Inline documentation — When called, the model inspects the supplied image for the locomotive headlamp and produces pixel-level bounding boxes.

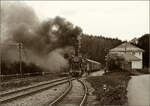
[103,84,107,92]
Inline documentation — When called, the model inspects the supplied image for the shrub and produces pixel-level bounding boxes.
[141,68,150,74]
[106,53,126,71]
[1,60,43,75]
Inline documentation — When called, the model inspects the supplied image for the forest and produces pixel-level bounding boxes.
[137,34,149,68]
[80,34,122,65]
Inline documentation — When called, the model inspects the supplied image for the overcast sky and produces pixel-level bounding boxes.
[24,1,149,41]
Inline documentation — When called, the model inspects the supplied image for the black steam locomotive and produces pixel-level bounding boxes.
[69,56,101,77]
[69,56,83,77]
[67,34,101,77]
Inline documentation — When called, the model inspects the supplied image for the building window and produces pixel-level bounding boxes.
[139,52,141,55]
[132,52,135,55]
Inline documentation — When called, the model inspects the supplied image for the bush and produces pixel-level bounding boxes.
[1,60,43,75]
[86,71,131,105]
[141,68,150,74]
[106,53,126,71]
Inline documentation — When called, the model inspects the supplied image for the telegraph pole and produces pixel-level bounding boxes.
[0,44,2,81]
[0,43,23,78]
[0,9,2,81]
[125,41,127,53]
[18,43,23,77]
[104,48,109,73]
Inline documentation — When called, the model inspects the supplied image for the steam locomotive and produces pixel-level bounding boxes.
[69,56,83,77]
[69,56,101,77]
[67,34,101,77]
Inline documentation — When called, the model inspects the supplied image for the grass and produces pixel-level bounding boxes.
[86,71,131,105]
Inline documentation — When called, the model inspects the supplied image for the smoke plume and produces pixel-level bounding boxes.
[0,1,82,72]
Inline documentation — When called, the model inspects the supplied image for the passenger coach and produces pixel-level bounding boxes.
[86,59,101,73]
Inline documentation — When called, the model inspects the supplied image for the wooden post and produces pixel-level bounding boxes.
[18,43,23,77]
[0,27,1,81]
[0,44,2,81]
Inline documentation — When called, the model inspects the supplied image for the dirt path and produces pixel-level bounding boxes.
[89,70,104,76]
[127,75,150,106]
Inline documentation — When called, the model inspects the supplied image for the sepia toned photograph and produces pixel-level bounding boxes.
[0,1,149,106]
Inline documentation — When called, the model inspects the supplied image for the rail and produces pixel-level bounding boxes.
[49,79,73,106]
[0,77,71,103]
[49,79,88,106]
[78,79,88,106]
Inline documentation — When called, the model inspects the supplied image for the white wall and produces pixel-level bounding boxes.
[110,51,143,60]
[134,52,142,59]
[110,51,124,54]
[132,61,142,69]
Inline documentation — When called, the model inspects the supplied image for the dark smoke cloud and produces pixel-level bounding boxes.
[1,1,82,72]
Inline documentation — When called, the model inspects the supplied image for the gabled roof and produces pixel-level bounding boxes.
[87,59,100,64]
[110,42,144,52]
[118,53,141,62]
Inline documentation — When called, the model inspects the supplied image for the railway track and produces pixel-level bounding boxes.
[0,77,72,103]
[49,79,88,106]
[78,79,88,106]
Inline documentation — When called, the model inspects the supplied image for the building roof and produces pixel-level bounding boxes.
[110,42,144,52]
[118,53,141,62]
[87,59,100,64]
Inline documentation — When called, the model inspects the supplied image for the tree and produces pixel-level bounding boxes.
[137,34,149,68]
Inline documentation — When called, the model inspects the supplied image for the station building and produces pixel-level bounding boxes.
[109,42,144,70]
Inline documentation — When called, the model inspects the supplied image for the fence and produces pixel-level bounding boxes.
[0,72,52,81]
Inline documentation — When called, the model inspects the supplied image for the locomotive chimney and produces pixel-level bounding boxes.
[75,34,81,56]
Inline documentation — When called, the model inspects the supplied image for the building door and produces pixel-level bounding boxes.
[127,62,132,70]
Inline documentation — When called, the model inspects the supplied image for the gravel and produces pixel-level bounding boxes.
[1,82,69,106]
[1,74,60,92]
[84,79,98,106]
[56,80,84,106]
